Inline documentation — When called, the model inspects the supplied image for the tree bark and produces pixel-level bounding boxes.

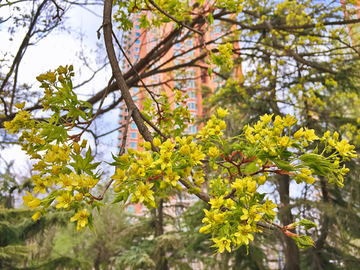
[155,199,169,270]
[277,174,300,270]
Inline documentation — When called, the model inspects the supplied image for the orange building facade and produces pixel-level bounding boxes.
[116,13,233,154]
[341,0,360,45]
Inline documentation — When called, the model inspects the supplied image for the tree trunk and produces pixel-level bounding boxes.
[277,174,300,270]
[155,199,169,270]
[310,176,331,270]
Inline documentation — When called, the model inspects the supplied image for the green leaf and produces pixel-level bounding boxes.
[272,158,294,171]
[296,219,317,230]
[244,161,258,174]
[207,66,212,79]
[291,235,315,249]
[299,153,334,176]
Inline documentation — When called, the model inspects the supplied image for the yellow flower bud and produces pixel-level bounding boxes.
[73,142,80,154]
[52,165,60,175]
[258,176,266,185]
[74,193,84,201]
[304,177,315,184]
[80,140,87,148]
[219,121,227,130]
[247,181,257,193]
[32,211,42,221]
[144,142,152,150]
[153,138,161,147]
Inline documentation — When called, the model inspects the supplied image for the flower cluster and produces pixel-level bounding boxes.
[5,66,357,253]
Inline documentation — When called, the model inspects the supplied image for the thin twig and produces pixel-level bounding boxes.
[119,109,133,156]
[148,0,204,35]
[111,30,163,115]
[74,75,114,140]
[140,112,168,140]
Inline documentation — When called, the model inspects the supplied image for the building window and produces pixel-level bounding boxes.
[136,25,140,29]
[175,43,180,48]
[133,95,138,102]
[188,102,196,110]
[189,91,195,98]
[131,132,137,139]
[133,87,139,93]
[135,40,140,44]
[136,32,140,37]
[152,37,156,42]
[119,116,123,121]
[135,47,140,52]
[131,123,137,129]
[119,108,123,114]
[134,55,139,60]
[130,142,137,149]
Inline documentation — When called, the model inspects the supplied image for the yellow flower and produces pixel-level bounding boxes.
[247,180,257,193]
[335,139,357,158]
[209,195,224,209]
[160,139,175,151]
[58,173,74,191]
[70,209,90,231]
[282,114,297,127]
[23,191,41,208]
[202,209,215,224]
[135,182,155,203]
[209,126,223,136]
[179,144,191,155]
[212,237,231,253]
[189,146,206,165]
[56,192,73,209]
[262,198,277,216]
[231,178,245,193]
[304,128,319,142]
[293,128,304,139]
[260,113,273,124]
[224,199,236,210]
[217,107,228,118]
[111,168,127,186]
[278,136,290,147]
[208,146,220,157]
[164,168,180,186]
[157,150,172,170]
[240,206,262,224]
[138,152,153,169]
[33,176,47,194]
[235,225,254,245]
[14,101,26,109]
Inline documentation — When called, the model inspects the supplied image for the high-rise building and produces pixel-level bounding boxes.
[340,0,360,45]
[116,13,241,154]
[116,14,241,221]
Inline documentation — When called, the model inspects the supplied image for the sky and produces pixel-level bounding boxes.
[0,1,120,179]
